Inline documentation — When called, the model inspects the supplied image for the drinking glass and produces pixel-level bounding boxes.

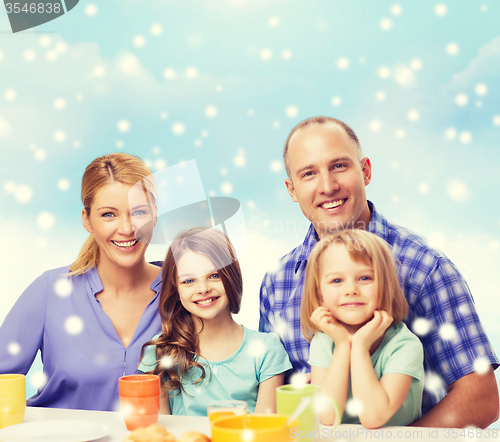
[119,374,160,431]
[276,384,339,433]
[207,400,247,423]
[0,374,26,429]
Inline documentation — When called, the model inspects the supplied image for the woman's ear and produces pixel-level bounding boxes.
[82,209,93,234]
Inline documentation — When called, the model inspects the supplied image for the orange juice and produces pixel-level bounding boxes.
[209,411,237,422]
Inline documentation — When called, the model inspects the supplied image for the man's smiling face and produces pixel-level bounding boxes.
[285,123,372,238]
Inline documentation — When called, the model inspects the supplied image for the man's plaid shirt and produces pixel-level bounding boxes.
[259,201,498,414]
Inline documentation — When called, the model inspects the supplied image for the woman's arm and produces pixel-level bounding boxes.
[0,272,48,374]
[254,373,284,413]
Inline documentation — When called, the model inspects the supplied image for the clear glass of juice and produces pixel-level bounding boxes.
[207,400,247,423]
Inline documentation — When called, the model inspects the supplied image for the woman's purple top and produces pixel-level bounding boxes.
[0,263,162,411]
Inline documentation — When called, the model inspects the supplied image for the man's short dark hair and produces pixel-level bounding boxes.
[283,116,362,178]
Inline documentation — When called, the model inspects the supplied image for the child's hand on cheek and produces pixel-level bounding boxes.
[351,310,393,351]
[311,306,351,346]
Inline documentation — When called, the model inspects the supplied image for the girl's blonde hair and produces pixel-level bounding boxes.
[142,227,242,396]
[301,229,408,342]
[69,153,156,276]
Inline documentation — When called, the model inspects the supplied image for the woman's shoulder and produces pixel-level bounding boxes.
[41,264,72,277]
[36,264,104,297]
[26,264,77,289]
[43,264,99,280]
[13,264,93,311]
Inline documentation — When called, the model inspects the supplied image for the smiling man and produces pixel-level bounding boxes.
[259,116,499,428]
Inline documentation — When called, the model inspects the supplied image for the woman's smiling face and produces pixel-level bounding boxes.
[82,182,156,271]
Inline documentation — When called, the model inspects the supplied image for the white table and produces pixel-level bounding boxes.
[18,406,211,441]
[3,407,471,441]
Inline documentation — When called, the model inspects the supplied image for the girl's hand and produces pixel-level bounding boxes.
[311,307,351,346]
[351,310,392,351]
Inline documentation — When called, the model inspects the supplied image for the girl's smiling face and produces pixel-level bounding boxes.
[176,250,230,322]
[319,244,378,333]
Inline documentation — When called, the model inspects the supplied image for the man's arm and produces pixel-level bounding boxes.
[406,255,499,428]
[411,368,499,428]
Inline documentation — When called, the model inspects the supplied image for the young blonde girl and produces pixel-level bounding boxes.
[301,230,424,428]
[139,227,291,415]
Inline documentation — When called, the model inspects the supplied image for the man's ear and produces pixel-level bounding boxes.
[361,157,372,186]
[82,209,93,234]
[285,178,299,203]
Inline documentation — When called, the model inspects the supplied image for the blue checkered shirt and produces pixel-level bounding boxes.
[259,201,498,415]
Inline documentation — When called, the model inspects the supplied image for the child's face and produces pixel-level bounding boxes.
[176,250,230,322]
[319,244,378,331]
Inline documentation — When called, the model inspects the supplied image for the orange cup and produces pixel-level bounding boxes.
[119,374,160,431]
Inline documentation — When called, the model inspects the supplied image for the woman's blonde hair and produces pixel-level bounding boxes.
[68,153,156,276]
[301,229,408,342]
[141,227,242,396]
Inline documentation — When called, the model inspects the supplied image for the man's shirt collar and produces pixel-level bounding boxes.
[295,200,386,274]
[295,224,319,273]
[366,200,389,239]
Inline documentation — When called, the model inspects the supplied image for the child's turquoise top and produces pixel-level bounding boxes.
[309,322,424,426]
[139,325,292,415]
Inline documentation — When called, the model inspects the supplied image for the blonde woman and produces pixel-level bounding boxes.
[0,153,162,411]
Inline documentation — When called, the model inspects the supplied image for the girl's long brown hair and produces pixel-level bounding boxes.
[141,227,242,396]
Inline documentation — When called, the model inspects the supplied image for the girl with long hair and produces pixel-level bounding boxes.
[301,229,424,428]
[0,153,162,411]
[139,227,291,415]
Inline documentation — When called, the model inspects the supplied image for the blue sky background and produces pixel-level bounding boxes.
[1,0,499,418]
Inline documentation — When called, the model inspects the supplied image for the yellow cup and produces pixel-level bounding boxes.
[0,374,26,429]
[211,414,299,442]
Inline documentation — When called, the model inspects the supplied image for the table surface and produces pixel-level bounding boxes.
[16,407,211,441]
[0,407,481,442]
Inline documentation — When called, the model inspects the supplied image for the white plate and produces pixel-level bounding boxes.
[0,420,110,442]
